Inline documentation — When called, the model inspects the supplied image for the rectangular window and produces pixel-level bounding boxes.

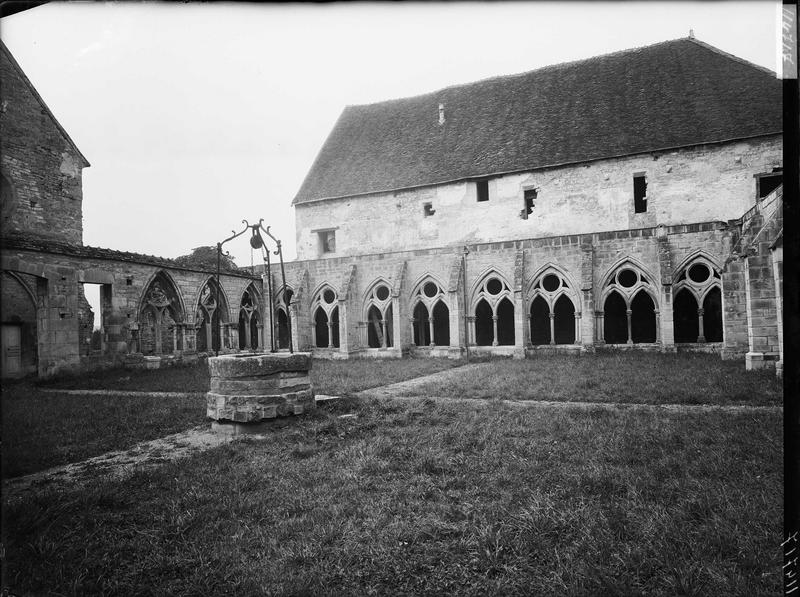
[318,230,336,254]
[523,188,537,218]
[633,173,647,213]
[423,202,435,217]
[476,179,489,202]
[756,168,782,198]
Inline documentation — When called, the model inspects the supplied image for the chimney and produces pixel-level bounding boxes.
[438,103,445,125]
[689,28,695,38]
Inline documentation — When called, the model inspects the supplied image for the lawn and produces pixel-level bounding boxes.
[2,396,782,596]
[37,355,462,395]
[404,352,783,406]
[1,381,208,479]
[4,357,461,478]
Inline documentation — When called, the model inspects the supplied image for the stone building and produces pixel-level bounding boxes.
[273,37,784,373]
[0,41,265,378]
[0,36,784,378]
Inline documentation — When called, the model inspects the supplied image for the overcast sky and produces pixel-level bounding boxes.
[1,1,780,271]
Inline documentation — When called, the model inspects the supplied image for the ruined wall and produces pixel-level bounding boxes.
[295,136,781,260]
[0,46,87,244]
[1,271,39,374]
[1,246,262,377]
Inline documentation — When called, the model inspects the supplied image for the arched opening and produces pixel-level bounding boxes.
[432,300,450,346]
[630,291,656,343]
[475,299,494,346]
[603,291,628,344]
[703,287,723,342]
[1,272,38,377]
[553,294,575,344]
[530,295,550,345]
[330,305,340,348]
[673,289,699,343]
[276,308,290,349]
[140,272,185,355]
[413,302,430,346]
[496,297,515,346]
[314,308,329,348]
[250,312,260,350]
[238,310,248,350]
[195,278,226,353]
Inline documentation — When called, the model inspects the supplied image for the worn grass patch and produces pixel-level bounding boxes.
[3,397,781,595]
[405,352,782,406]
[1,382,208,479]
[312,357,462,395]
[36,356,460,396]
[37,363,211,392]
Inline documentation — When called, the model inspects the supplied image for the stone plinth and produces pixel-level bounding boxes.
[207,352,314,432]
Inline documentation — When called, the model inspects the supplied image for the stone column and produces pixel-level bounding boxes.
[625,308,633,344]
[467,316,476,345]
[697,308,705,343]
[491,315,499,347]
[575,313,582,344]
[549,312,555,345]
[654,309,661,343]
[380,319,387,348]
[327,319,334,348]
[596,311,605,343]
[428,316,435,347]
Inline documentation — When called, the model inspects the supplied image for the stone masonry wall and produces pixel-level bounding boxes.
[279,221,736,358]
[1,248,262,377]
[0,46,86,244]
[295,135,782,260]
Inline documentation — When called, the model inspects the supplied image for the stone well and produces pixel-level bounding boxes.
[206,352,314,435]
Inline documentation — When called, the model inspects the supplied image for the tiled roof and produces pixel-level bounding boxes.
[1,235,259,279]
[293,38,781,205]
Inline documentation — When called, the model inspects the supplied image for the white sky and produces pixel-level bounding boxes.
[1,0,780,274]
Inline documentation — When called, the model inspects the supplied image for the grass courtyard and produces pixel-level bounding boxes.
[1,353,783,595]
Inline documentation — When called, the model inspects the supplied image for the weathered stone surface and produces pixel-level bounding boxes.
[206,353,314,424]
[207,352,312,378]
[209,372,310,395]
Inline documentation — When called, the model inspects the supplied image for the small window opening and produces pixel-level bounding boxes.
[633,173,647,213]
[423,202,435,217]
[756,168,783,199]
[476,180,489,202]
[522,188,537,218]
[319,230,336,254]
[126,277,133,286]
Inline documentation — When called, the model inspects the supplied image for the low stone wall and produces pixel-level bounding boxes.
[206,352,314,433]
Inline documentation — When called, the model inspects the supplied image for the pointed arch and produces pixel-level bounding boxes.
[138,270,186,355]
[672,254,723,344]
[138,270,185,322]
[238,282,262,350]
[363,278,394,348]
[194,276,231,324]
[597,258,659,310]
[194,276,231,353]
[409,274,450,348]
[527,264,580,346]
[672,249,722,280]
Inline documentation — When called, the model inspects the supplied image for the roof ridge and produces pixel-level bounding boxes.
[346,37,693,109]
[0,39,90,167]
[685,36,777,77]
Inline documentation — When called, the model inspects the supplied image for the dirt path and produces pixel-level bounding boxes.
[355,362,494,398]
[7,363,779,497]
[3,426,234,500]
[357,393,783,413]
